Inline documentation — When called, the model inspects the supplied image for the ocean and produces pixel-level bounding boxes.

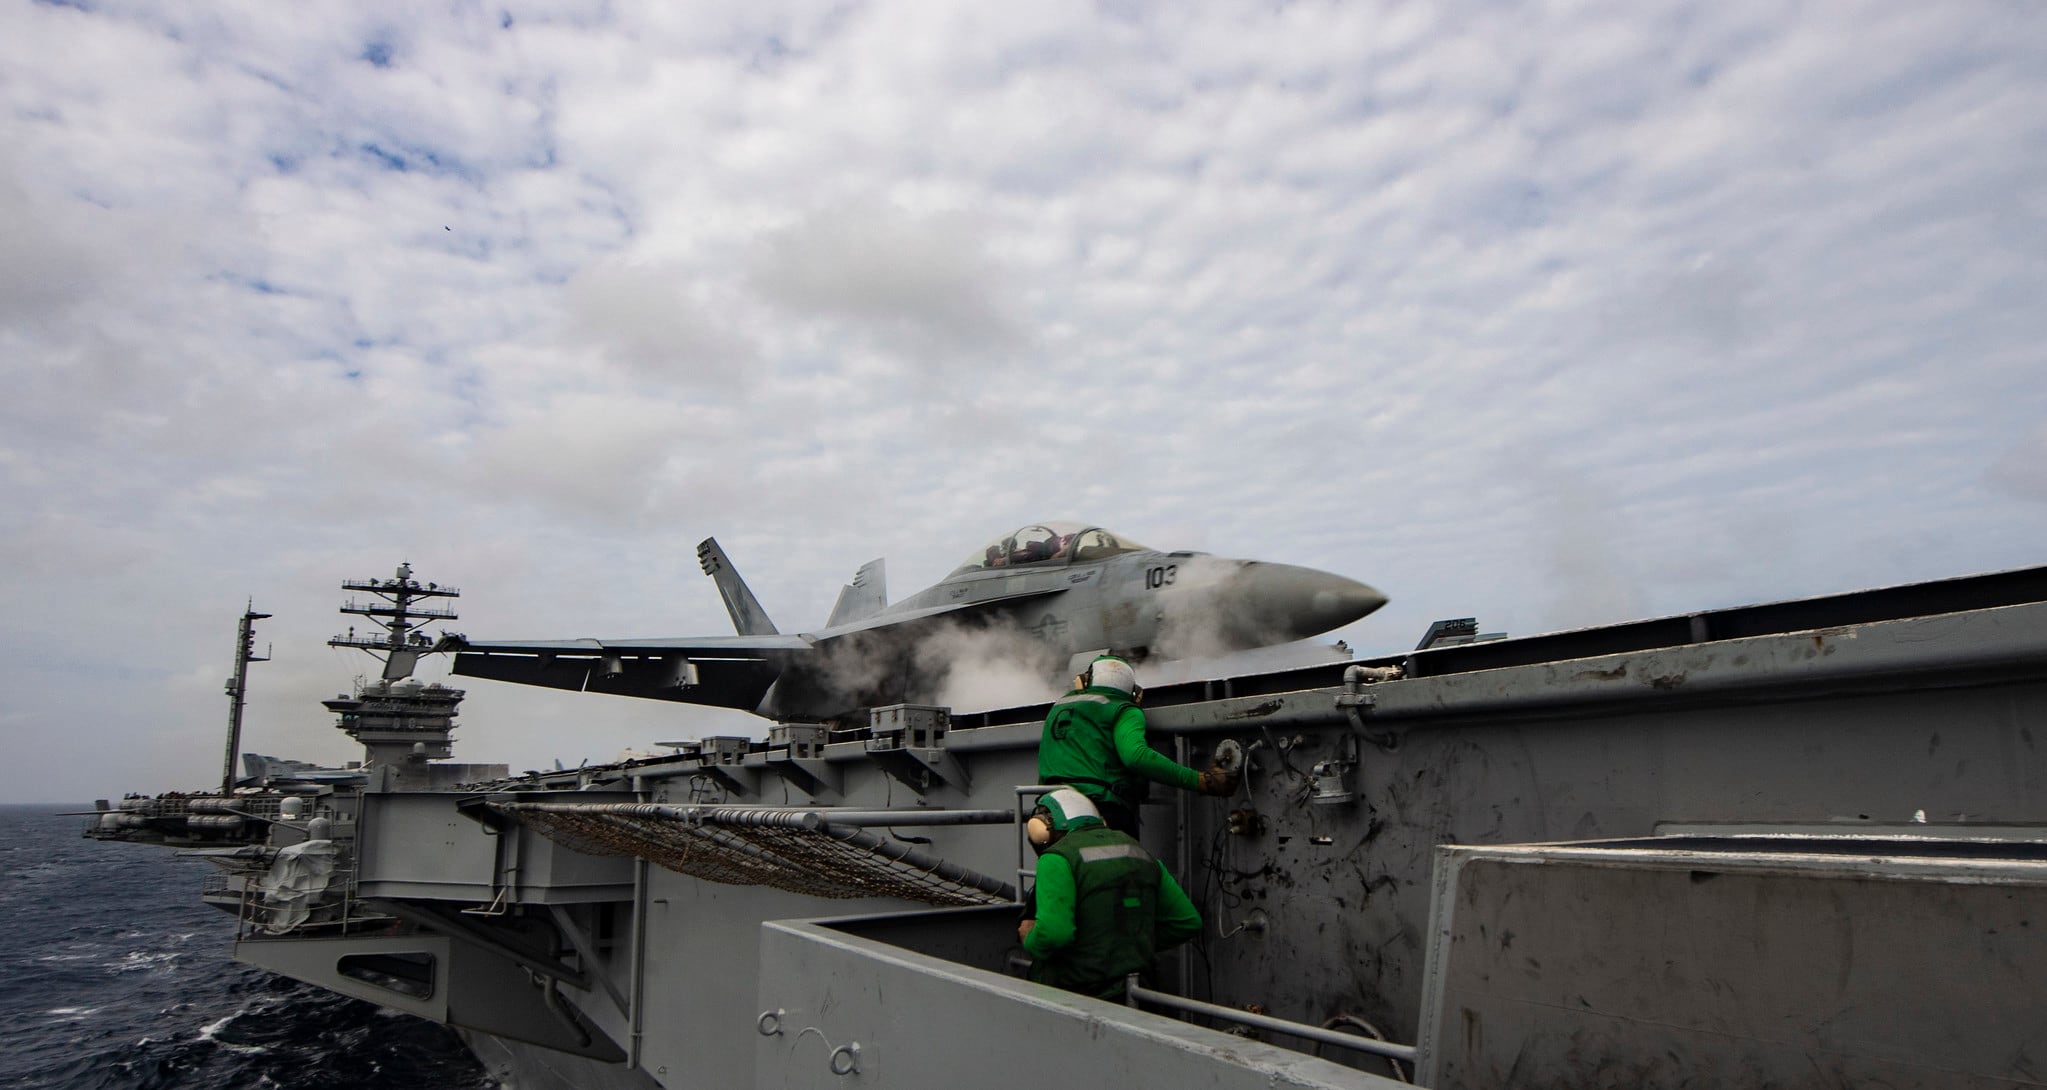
[0,804,496,1089]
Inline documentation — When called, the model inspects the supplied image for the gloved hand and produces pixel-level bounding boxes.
[1197,767,1239,796]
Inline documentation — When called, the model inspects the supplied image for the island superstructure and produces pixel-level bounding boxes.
[322,564,485,789]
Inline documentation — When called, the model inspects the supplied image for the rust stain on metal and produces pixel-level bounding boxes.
[1227,699,1286,719]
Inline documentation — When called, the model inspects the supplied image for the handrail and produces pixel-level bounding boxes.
[1123,975,1418,1062]
[490,801,1014,827]
[1013,785,1061,904]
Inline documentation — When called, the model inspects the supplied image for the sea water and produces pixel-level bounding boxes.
[0,804,495,1089]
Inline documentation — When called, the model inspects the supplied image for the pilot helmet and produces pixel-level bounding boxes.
[1086,655,1139,697]
[1027,787,1103,851]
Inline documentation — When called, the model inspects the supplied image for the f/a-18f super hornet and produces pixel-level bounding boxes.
[443,522,1386,723]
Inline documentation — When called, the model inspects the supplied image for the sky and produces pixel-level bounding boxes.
[3,1,2043,803]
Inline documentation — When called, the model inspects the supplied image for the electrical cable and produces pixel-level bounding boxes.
[1315,1014,1410,1082]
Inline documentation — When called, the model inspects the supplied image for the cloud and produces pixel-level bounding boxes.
[456,393,732,527]
[1988,430,2047,504]
[0,166,122,332]
[562,257,760,385]
[2,1,2045,801]
[748,201,1028,362]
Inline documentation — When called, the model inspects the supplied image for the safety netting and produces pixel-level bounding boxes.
[492,802,1015,907]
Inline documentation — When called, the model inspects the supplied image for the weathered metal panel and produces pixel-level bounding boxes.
[458,1029,662,1090]
[631,871,910,1090]
[438,931,629,1063]
[1416,840,2047,1088]
[235,930,628,1062]
[234,933,451,1021]
[355,791,502,899]
[504,792,639,904]
[1170,670,2047,1049]
[753,910,1409,1090]
[1137,599,2047,734]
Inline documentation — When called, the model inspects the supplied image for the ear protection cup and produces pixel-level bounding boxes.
[1026,810,1055,849]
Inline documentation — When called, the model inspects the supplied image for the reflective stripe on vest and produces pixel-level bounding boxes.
[1033,827,1160,993]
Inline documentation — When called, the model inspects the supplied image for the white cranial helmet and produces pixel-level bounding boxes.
[1029,787,1104,848]
[1089,656,1138,695]
[1041,787,1100,828]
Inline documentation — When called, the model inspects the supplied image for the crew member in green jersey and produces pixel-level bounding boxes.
[1018,788,1201,1000]
[1038,654,1237,836]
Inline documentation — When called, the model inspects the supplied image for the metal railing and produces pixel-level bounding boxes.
[230,836,390,941]
[1123,975,1418,1064]
[1012,784,1059,902]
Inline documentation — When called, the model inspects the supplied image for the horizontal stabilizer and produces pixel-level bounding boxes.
[825,558,888,627]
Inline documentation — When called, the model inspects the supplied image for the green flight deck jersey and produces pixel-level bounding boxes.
[1023,824,1201,998]
[1037,686,1201,811]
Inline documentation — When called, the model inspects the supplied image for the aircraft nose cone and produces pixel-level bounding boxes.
[1230,562,1388,643]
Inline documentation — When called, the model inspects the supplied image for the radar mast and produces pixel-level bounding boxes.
[218,602,272,796]
[323,563,466,777]
[330,561,459,680]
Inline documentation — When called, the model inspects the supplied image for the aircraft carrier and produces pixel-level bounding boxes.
[92,558,2047,1088]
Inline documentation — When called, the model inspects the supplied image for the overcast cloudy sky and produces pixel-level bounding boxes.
[3,1,2043,803]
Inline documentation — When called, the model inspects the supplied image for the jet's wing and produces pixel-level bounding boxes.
[444,633,812,712]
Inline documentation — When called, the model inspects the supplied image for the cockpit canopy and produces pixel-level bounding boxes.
[954,522,1148,573]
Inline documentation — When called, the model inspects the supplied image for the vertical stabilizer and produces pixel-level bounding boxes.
[697,538,780,635]
[825,558,888,626]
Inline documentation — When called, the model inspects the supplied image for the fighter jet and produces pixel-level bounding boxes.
[444,522,1386,724]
